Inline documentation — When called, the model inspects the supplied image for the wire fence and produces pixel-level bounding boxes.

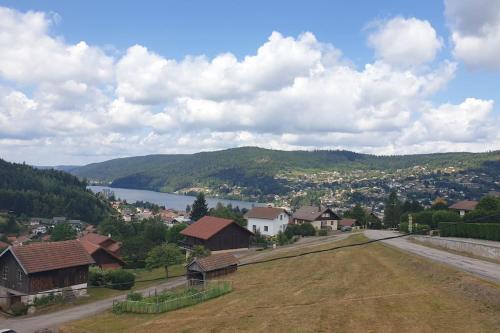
[112,279,232,314]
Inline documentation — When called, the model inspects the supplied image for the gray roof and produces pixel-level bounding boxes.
[292,206,340,221]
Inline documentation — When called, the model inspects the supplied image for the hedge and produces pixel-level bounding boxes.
[439,222,500,241]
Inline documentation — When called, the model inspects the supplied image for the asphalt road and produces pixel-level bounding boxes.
[365,230,500,283]
[1,277,187,333]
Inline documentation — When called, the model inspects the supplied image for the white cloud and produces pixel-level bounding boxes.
[445,0,500,69]
[367,17,443,67]
[0,6,498,165]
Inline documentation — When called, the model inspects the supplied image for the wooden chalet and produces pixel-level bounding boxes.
[0,240,94,308]
[187,253,239,281]
[181,216,253,251]
[292,206,341,230]
[80,233,124,269]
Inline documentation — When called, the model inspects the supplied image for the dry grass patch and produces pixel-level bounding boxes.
[61,235,500,333]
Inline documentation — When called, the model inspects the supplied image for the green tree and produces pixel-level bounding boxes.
[187,245,211,262]
[345,204,367,228]
[165,223,188,244]
[145,244,183,279]
[121,236,155,268]
[476,195,500,212]
[190,193,208,221]
[51,222,77,241]
[209,202,247,227]
[383,191,402,228]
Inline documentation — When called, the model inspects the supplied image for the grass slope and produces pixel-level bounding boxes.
[61,234,500,333]
[70,147,500,193]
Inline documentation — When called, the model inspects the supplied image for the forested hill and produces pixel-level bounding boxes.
[69,147,500,194]
[0,159,111,224]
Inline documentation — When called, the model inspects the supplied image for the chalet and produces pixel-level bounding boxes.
[244,207,290,236]
[181,216,253,252]
[186,253,239,281]
[449,200,478,216]
[0,240,94,308]
[292,206,341,230]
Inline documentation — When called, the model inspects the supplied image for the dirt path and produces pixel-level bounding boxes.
[365,230,500,283]
[0,277,186,333]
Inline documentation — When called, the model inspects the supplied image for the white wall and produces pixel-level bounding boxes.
[247,213,289,236]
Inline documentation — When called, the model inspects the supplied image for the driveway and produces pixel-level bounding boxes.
[0,277,186,333]
[365,230,500,283]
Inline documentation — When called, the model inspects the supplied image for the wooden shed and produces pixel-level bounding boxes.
[180,216,253,251]
[187,253,239,281]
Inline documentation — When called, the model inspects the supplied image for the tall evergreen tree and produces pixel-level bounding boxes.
[383,191,402,228]
[190,192,208,221]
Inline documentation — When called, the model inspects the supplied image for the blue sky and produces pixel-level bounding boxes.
[0,0,499,164]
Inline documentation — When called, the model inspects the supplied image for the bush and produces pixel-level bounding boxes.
[432,210,460,225]
[439,222,500,241]
[298,223,316,236]
[399,222,409,233]
[10,302,28,316]
[105,269,136,290]
[127,292,143,301]
[276,231,289,245]
[33,292,62,307]
[317,229,328,236]
[413,224,430,234]
[88,267,106,286]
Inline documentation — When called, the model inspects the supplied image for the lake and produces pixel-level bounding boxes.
[88,186,261,211]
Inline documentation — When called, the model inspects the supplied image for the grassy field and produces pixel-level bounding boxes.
[61,235,500,333]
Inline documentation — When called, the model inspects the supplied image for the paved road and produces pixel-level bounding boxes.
[1,277,186,333]
[365,230,500,283]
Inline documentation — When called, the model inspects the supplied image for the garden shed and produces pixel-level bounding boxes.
[187,253,239,282]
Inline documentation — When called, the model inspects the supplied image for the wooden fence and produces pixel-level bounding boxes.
[112,280,232,314]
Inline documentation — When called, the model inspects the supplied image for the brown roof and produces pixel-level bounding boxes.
[339,218,358,227]
[293,206,340,221]
[449,200,478,211]
[245,207,288,220]
[0,241,9,249]
[181,216,238,240]
[81,233,121,254]
[79,239,126,266]
[5,240,95,274]
[188,253,239,272]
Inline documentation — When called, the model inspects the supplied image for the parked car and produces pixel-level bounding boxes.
[340,226,352,232]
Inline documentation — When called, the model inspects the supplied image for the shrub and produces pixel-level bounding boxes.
[33,292,62,307]
[298,223,316,236]
[276,231,289,245]
[317,229,328,236]
[399,222,409,233]
[413,224,430,234]
[10,302,29,316]
[88,267,106,286]
[127,292,143,301]
[432,210,460,225]
[284,224,300,238]
[439,222,500,241]
[105,269,136,290]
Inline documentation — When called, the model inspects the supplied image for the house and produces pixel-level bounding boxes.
[80,233,122,257]
[186,253,239,281]
[0,240,94,308]
[79,238,125,269]
[244,207,290,236]
[339,218,360,229]
[292,206,341,230]
[449,200,478,216]
[181,216,253,252]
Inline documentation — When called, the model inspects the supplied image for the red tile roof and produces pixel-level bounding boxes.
[188,253,239,272]
[79,239,125,267]
[81,233,121,254]
[339,218,358,227]
[245,207,287,220]
[181,216,236,240]
[449,200,478,211]
[6,240,95,274]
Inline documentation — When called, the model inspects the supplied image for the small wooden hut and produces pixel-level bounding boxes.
[187,253,239,282]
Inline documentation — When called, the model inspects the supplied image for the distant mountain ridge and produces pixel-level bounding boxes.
[67,147,500,197]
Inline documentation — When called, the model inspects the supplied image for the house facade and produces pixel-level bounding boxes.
[0,240,94,308]
[181,216,253,251]
[449,200,478,216]
[245,207,290,236]
[292,206,340,230]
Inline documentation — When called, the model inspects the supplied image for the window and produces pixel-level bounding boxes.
[2,265,7,280]
[17,270,23,284]
[264,226,269,232]
[252,225,257,233]
[280,214,283,220]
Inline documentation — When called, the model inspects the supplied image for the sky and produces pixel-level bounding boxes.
[0,0,499,165]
